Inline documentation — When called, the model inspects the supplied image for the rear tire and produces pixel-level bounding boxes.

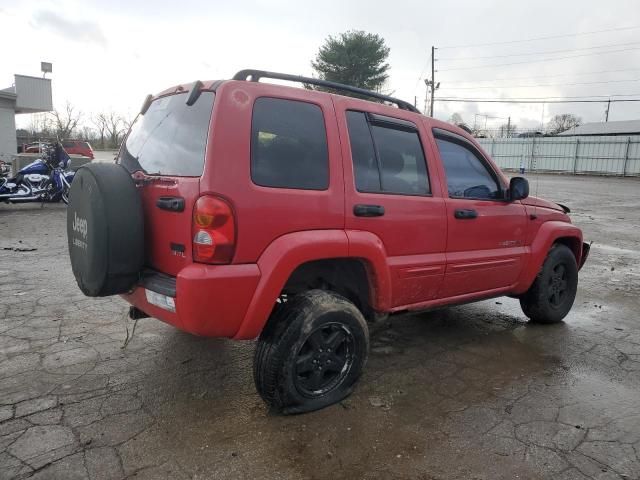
[520,244,578,324]
[254,290,369,414]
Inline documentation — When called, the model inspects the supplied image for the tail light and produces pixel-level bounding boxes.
[192,195,236,264]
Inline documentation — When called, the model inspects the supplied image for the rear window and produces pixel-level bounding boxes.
[119,92,214,176]
[346,111,430,196]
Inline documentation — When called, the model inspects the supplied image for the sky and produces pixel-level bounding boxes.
[1,0,640,132]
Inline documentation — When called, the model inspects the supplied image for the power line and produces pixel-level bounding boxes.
[440,77,640,90]
[441,67,640,84]
[444,93,640,99]
[414,54,430,91]
[438,41,640,61]
[439,46,640,72]
[439,25,640,49]
[437,97,640,104]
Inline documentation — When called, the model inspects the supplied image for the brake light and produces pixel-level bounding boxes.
[192,195,236,264]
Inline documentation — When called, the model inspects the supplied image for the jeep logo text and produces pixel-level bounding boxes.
[72,212,88,239]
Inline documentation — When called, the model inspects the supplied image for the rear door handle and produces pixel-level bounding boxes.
[454,208,478,219]
[156,196,185,212]
[354,204,385,217]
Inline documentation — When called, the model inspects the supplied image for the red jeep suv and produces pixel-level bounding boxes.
[67,70,589,414]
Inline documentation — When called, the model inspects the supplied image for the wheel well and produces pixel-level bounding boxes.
[282,259,373,319]
[554,237,581,262]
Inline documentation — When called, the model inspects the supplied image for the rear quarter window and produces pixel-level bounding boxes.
[250,97,329,190]
[119,92,214,176]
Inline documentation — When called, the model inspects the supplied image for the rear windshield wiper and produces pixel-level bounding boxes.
[186,80,204,106]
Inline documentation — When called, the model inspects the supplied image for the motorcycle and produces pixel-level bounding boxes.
[0,142,75,204]
[0,160,9,177]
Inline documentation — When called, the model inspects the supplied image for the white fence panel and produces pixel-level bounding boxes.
[477,135,640,176]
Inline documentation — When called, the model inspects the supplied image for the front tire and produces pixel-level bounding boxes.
[254,290,369,414]
[520,244,578,324]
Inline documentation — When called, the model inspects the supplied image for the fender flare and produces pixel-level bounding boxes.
[345,230,393,311]
[233,229,393,339]
[234,230,348,339]
[513,221,584,295]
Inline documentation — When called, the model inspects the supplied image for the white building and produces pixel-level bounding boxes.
[0,74,53,161]
[557,120,640,137]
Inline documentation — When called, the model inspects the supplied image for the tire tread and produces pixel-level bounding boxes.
[253,290,368,414]
[520,244,578,324]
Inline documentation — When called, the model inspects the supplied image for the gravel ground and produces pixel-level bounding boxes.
[1,174,639,480]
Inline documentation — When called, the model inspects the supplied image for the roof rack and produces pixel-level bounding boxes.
[232,69,420,113]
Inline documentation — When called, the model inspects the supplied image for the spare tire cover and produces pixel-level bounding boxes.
[67,163,144,297]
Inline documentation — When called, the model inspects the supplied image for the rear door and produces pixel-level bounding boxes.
[432,129,527,298]
[118,90,215,275]
[336,101,447,307]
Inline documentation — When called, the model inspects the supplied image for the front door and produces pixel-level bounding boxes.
[433,130,527,298]
[336,104,447,307]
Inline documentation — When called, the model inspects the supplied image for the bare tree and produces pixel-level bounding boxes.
[27,113,53,138]
[498,122,518,138]
[105,112,125,148]
[547,114,581,135]
[80,125,95,143]
[50,102,82,139]
[121,116,134,133]
[448,112,464,125]
[91,113,108,149]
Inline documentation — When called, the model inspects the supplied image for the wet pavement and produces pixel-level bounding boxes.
[1,174,639,480]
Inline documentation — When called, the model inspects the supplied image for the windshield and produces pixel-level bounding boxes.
[118,91,214,176]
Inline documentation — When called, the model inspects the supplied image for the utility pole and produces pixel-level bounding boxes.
[507,116,511,137]
[605,98,611,122]
[424,47,440,117]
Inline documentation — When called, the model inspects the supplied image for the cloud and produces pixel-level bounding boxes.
[31,9,107,47]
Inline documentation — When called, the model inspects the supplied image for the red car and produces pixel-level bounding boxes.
[67,70,589,414]
[22,142,48,154]
[62,140,94,159]
[23,140,94,159]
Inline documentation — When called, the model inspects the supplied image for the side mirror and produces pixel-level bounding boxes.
[509,176,529,201]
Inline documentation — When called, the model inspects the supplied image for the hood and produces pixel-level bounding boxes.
[521,196,566,212]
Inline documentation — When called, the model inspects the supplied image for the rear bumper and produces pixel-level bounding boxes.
[122,263,261,337]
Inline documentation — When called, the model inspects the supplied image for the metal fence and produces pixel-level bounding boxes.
[477,135,640,176]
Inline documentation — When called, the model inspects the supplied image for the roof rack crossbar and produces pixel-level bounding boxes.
[232,69,420,113]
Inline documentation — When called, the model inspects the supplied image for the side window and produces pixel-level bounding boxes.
[346,111,430,196]
[435,138,501,200]
[251,97,329,190]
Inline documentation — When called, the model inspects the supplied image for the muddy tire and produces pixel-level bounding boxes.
[254,290,369,414]
[520,244,578,324]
